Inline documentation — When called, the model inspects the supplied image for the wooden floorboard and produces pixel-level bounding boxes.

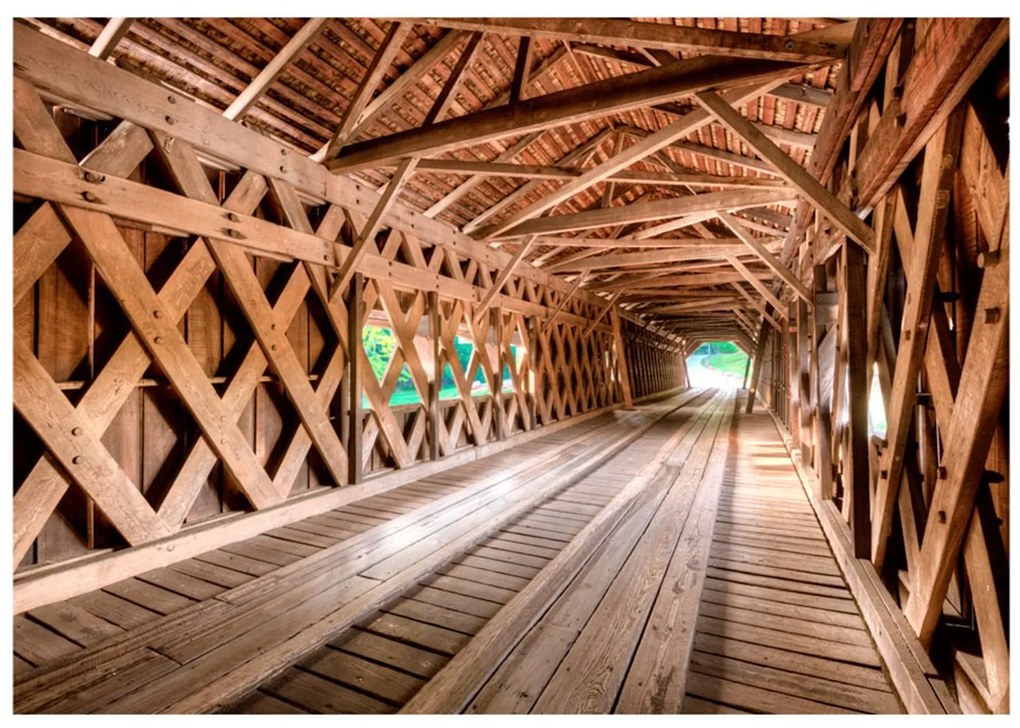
[13,390,905,714]
[679,396,902,714]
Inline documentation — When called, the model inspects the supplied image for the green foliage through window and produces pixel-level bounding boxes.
[362,326,516,407]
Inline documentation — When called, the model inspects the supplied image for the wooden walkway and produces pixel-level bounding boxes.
[13,389,904,714]
[679,400,903,714]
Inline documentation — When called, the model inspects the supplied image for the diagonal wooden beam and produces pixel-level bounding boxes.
[327,55,805,172]
[730,283,783,331]
[61,205,283,510]
[725,254,786,314]
[462,127,615,235]
[694,90,875,253]
[582,292,622,337]
[320,21,412,161]
[88,18,133,60]
[903,196,1008,647]
[717,211,812,304]
[409,18,850,61]
[154,137,351,490]
[871,109,965,568]
[12,77,152,306]
[509,35,533,104]
[424,131,542,219]
[543,272,589,334]
[13,336,173,546]
[347,29,471,140]
[223,18,328,121]
[473,74,802,239]
[475,235,538,317]
[331,28,483,298]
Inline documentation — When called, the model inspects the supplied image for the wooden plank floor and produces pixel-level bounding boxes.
[14,390,906,714]
[228,391,725,714]
[679,398,903,714]
[12,388,707,713]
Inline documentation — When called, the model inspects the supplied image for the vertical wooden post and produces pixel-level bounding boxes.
[526,315,538,431]
[812,263,833,498]
[347,272,364,484]
[611,309,634,409]
[745,323,770,413]
[843,239,871,557]
[493,308,505,441]
[796,296,812,464]
[427,291,441,462]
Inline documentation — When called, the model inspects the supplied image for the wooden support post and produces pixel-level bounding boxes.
[611,309,634,409]
[348,273,365,484]
[812,263,833,498]
[843,239,871,557]
[526,315,539,431]
[427,291,441,462]
[493,308,506,440]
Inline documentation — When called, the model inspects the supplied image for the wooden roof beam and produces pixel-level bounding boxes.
[406,158,791,189]
[319,21,412,162]
[548,243,769,272]
[724,253,787,315]
[88,18,132,60]
[347,29,471,140]
[717,211,812,304]
[569,42,833,109]
[491,187,797,239]
[461,126,617,234]
[695,89,875,253]
[409,18,851,62]
[327,54,806,172]
[223,19,328,122]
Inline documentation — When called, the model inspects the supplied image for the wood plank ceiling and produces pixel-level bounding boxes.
[22,16,848,350]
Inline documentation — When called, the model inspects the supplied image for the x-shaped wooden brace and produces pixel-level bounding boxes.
[12,84,284,561]
[151,136,352,495]
[501,312,531,431]
[437,299,486,447]
[374,280,431,458]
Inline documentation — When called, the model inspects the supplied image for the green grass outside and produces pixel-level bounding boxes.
[366,384,515,408]
[706,350,749,377]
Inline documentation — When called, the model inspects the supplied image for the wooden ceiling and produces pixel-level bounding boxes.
[21,17,854,349]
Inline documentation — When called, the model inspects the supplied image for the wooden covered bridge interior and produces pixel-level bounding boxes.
[9,15,1010,714]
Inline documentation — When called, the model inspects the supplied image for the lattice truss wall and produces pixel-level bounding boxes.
[748,19,1008,715]
[11,29,686,573]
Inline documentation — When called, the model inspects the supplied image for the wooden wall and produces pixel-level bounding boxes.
[11,30,685,578]
[748,18,1009,714]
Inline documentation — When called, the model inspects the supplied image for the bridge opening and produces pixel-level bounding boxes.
[686,341,748,388]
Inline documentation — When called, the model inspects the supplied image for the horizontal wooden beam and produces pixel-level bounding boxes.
[548,243,772,272]
[492,188,798,238]
[411,18,850,61]
[407,158,791,188]
[327,54,805,171]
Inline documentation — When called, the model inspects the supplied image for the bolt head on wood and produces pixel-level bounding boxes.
[72,455,84,465]
[154,336,164,344]
[81,190,99,203]
[984,307,1001,324]
[71,427,83,436]
[977,250,1001,268]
